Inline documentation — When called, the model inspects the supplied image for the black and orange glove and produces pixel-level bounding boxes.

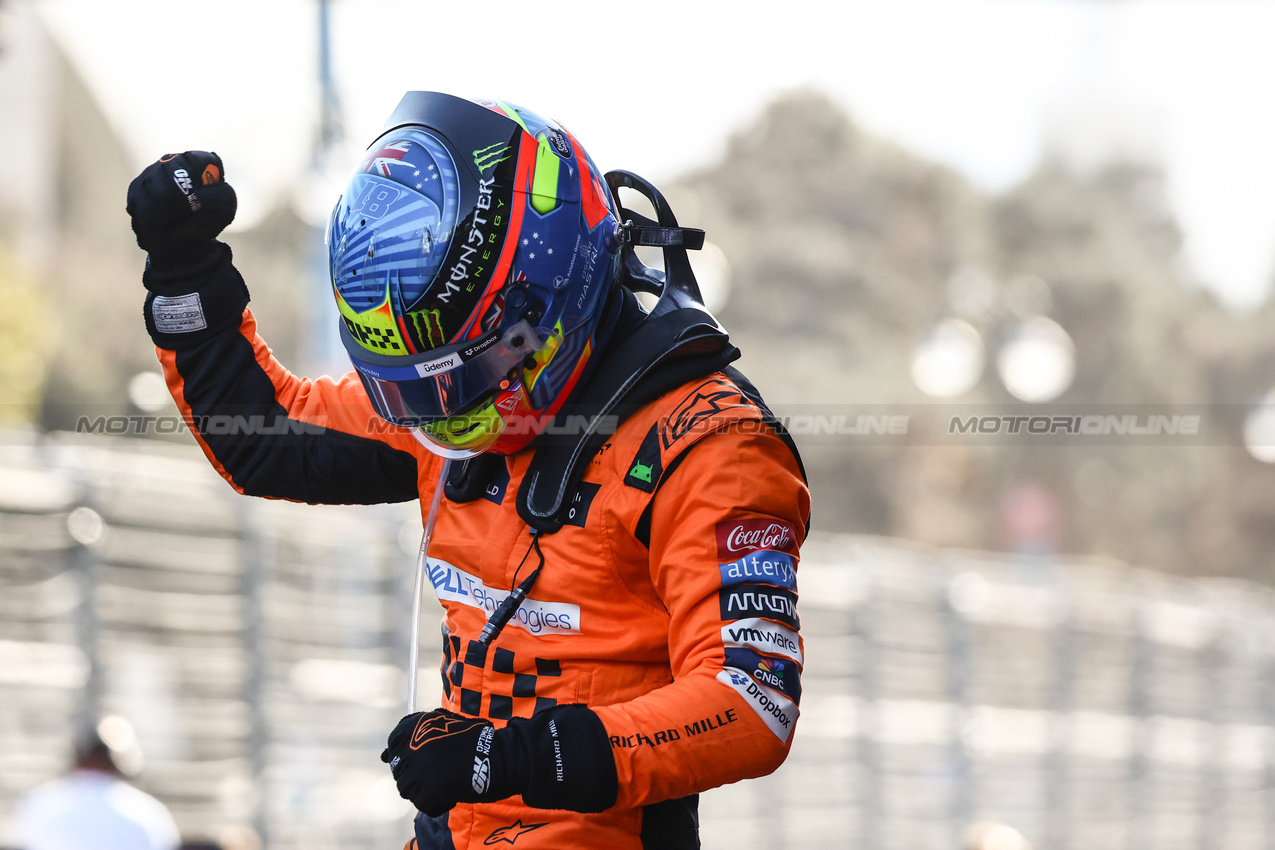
[381,706,617,817]
[128,151,249,346]
[126,151,237,268]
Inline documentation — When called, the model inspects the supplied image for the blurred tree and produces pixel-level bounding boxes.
[0,248,52,425]
[677,89,1275,581]
[0,19,313,434]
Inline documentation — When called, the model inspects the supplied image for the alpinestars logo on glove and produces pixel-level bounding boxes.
[472,726,494,793]
[410,712,481,750]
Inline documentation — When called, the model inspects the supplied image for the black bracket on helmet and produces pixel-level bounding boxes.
[606,170,716,322]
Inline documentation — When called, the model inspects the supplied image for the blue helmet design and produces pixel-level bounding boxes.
[326,92,623,456]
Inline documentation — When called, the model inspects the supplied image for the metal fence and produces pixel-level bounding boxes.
[737,535,1275,850]
[3,431,1275,849]
[0,431,421,848]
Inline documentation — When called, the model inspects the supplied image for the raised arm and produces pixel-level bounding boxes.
[128,151,426,504]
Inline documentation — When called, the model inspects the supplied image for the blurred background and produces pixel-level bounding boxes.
[3,0,1275,848]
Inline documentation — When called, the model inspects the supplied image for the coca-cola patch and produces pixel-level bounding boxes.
[716,518,798,560]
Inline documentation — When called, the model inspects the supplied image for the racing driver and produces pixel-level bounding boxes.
[126,92,810,849]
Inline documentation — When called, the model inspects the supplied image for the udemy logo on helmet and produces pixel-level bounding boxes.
[327,92,622,458]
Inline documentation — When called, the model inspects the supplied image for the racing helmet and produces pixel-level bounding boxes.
[327,92,623,458]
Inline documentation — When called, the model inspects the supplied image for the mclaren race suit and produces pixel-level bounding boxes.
[142,246,810,849]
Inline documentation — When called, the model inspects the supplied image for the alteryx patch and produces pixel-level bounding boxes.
[719,550,797,591]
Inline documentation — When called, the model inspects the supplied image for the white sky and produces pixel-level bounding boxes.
[32,0,1275,308]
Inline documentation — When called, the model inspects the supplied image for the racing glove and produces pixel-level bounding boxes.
[381,705,618,817]
[127,151,249,347]
[126,150,237,268]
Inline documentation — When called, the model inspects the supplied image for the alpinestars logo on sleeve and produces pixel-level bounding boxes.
[661,379,751,449]
[484,820,547,845]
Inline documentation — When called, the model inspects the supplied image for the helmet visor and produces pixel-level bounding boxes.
[415,398,507,459]
[342,319,544,425]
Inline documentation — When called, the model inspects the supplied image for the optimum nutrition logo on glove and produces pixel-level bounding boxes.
[472,726,495,793]
[172,168,201,211]
[157,151,203,213]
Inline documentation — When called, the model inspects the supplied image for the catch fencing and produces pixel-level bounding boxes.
[1,432,1274,849]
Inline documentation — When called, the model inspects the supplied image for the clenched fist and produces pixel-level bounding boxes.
[126,151,237,266]
[381,709,528,817]
[380,704,617,817]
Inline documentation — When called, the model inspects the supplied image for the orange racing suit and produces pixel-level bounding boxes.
[144,251,809,849]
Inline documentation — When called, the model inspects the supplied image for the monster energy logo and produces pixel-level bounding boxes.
[408,308,448,349]
[473,142,512,174]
